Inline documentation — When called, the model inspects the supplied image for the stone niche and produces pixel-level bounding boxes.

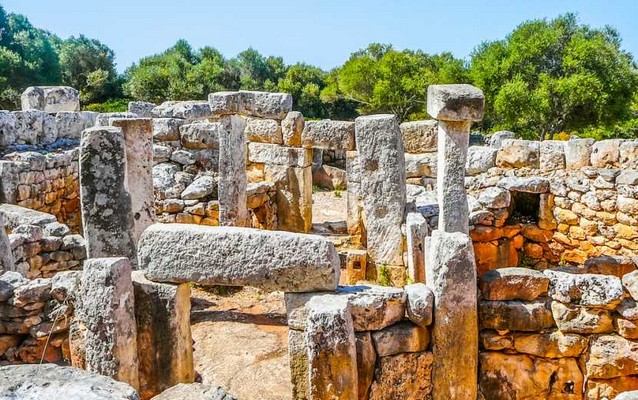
[506,191,541,225]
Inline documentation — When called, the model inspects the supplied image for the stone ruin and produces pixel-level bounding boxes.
[0,83,636,400]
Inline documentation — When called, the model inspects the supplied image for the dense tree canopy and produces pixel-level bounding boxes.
[470,13,638,140]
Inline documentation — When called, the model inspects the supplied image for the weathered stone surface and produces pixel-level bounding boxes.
[248,142,312,167]
[399,120,438,153]
[0,217,14,273]
[238,91,292,119]
[368,351,433,400]
[80,257,139,389]
[427,84,484,121]
[620,140,638,168]
[513,331,587,358]
[545,270,623,309]
[111,118,155,245]
[623,270,638,301]
[208,91,240,116]
[96,112,137,127]
[405,283,434,327]
[589,378,638,400]
[616,318,638,339]
[355,114,406,265]
[479,267,549,301]
[479,352,583,400]
[0,364,139,400]
[132,272,194,399]
[281,111,304,147]
[179,122,221,149]
[618,298,638,321]
[152,118,185,142]
[551,302,613,334]
[56,111,94,139]
[583,335,638,379]
[21,86,80,112]
[265,163,312,232]
[583,255,637,278]
[540,140,566,171]
[345,285,406,331]
[355,332,376,400]
[498,176,549,193]
[288,329,308,400]
[152,163,186,200]
[151,383,236,400]
[0,111,17,146]
[565,138,595,170]
[244,117,282,144]
[152,101,212,120]
[371,321,429,357]
[301,120,355,150]
[140,224,339,292]
[128,101,156,117]
[79,127,136,264]
[219,116,249,227]
[406,212,428,283]
[496,139,540,168]
[425,231,477,400]
[488,131,515,149]
[479,299,555,331]
[181,175,217,200]
[305,294,358,400]
[466,146,498,175]
[404,152,437,178]
[478,186,511,209]
[591,139,621,168]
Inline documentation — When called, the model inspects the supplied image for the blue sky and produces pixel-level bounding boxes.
[3,0,638,72]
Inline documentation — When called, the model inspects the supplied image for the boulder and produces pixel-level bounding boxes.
[619,140,638,168]
[244,117,282,144]
[495,139,540,168]
[591,139,621,168]
[479,268,548,301]
[152,118,185,142]
[404,283,434,327]
[238,91,292,119]
[404,152,437,178]
[0,111,17,147]
[583,255,637,278]
[623,270,638,301]
[466,146,497,175]
[128,101,156,117]
[371,321,429,357]
[488,131,515,149]
[181,175,217,200]
[565,138,594,170]
[545,270,623,309]
[399,120,438,153]
[551,302,613,334]
[540,140,566,171]
[139,224,339,292]
[583,335,638,379]
[21,86,80,113]
[477,186,511,209]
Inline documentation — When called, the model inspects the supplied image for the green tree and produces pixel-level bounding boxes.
[470,13,638,140]
[322,43,468,121]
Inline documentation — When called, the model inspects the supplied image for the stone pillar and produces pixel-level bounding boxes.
[110,118,155,243]
[0,161,19,204]
[79,127,136,264]
[354,115,406,267]
[80,257,139,389]
[406,212,428,283]
[132,271,194,399]
[425,84,484,400]
[218,116,249,227]
[345,151,366,242]
[0,214,14,272]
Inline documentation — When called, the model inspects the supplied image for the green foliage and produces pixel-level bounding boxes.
[323,43,468,121]
[377,265,391,287]
[470,13,638,139]
[333,189,342,199]
[83,98,129,113]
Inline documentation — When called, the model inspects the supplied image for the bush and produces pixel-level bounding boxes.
[83,99,129,113]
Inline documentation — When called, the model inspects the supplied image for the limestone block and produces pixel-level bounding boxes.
[405,283,434,327]
[624,271,638,301]
[0,217,14,273]
[427,84,485,121]
[288,329,308,400]
[513,331,588,358]
[355,332,376,400]
[96,112,138,127]
[304,294,358,400]
[372,321,429,357]
[80,257,139,389]
[425,231,477,400]
[128,101,156,117]
[496,139,540,168]
[179,122,221,149]
[219,116,249,226]
[132,272,194,399]
[245,117,283,144]
[248,142,312,167]
[481,330,514,351]
[338,249,367,286]
[400,120,438,153]
[565,138,595,170]
[208,91,240,116]
[488,131,515,148]
[551,302,613,334]
[110,118,155,245]
[152,163,186,200]
[405,152,437,178]
[479,267,549,301]
[170,149,196,165]
[355,114,406,266]
[21,86,80,112]
[139,224,339,292]
[618,298,638,321]
[79,127,136,264]
[237,91,292,120]
[620,140,638,168]
[152,118,185,142]
[151,383,236,400]
[478,186,511,209]
[545,270,623,309]
[479,299,555,331]
[583,335,638,379]
[591,139,621,168]
[55,111,87,139]
[368,351,433,400]
[151,101,212,120]
[181,175,217,200]
[265,164,312,232]
[0,111,17,147]
[153,145,172,164]
[312,165,347,190]
[618,170,638,186]
[300,120,355,151]
[346,285,406,331]
[540,140,566,171]
[12,110,43,144]
[0,364,139,400]
[281,111,304,147]
[617,318,638,339]
[466,146,497,175]
[479,352,583,399]
[589,378,638,400]
[406,212,428,283]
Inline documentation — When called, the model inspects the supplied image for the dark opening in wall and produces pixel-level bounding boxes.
[507,191,540,225]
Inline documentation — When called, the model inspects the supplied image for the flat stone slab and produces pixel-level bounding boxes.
[139,224,339,292]
[0,364,139,399]
[427,84,485,121]
[0,204,57,228]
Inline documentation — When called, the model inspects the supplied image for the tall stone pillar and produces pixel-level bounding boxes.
[354,115,406,267]
[79,127,136,264]
[80,257,139,390]
[0,214,14,272]
[425,84,484,400]
[110,118,155,243]
[218,116,249,227]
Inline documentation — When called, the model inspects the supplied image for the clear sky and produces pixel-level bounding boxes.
[3,0,638,72]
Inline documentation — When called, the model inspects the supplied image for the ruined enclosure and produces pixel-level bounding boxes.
[0,84,637,400]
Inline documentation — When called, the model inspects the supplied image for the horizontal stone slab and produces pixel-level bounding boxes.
[248,142,312,167]
[139,224,339,292]
[301,120,355,150]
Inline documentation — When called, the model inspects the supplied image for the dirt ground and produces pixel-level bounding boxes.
[189,189,348,399]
